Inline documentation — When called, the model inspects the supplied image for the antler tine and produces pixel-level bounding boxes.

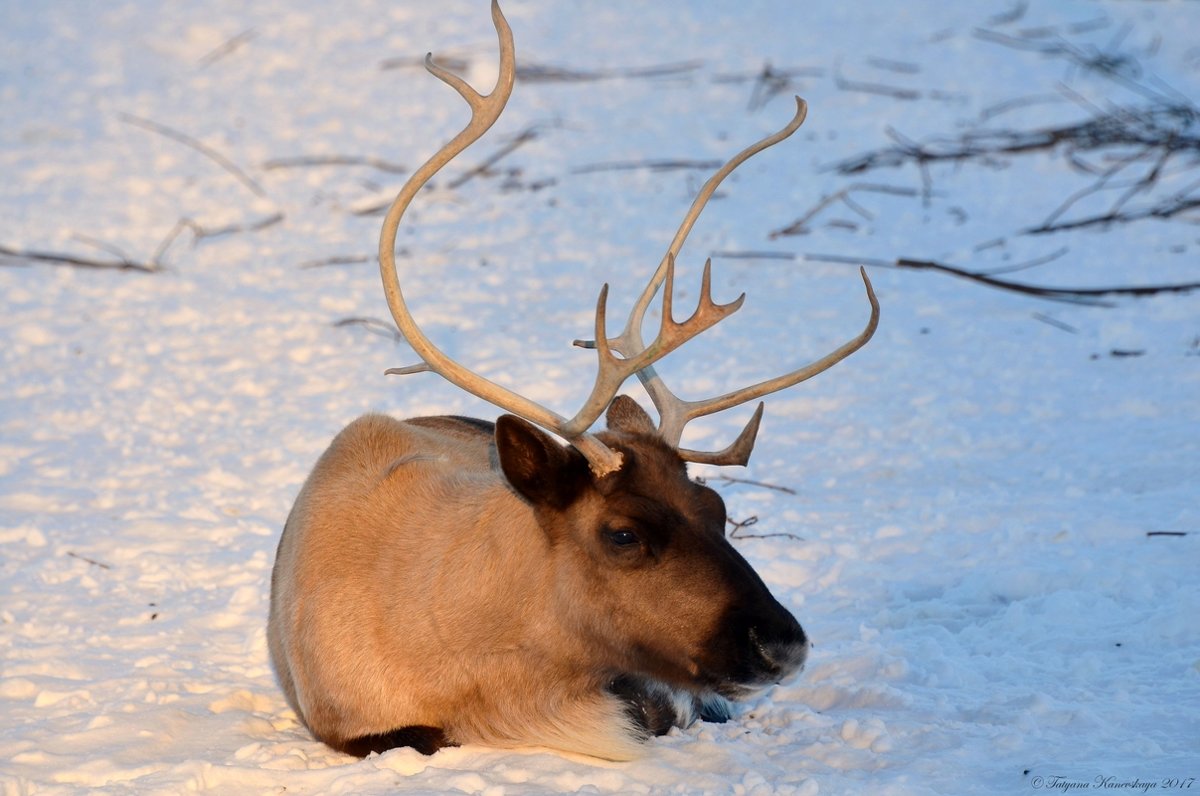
[571,99,810,455]
[377,1,622,476]
[558,253,746,438]
[658,267,880,463]
[676,403,764,467]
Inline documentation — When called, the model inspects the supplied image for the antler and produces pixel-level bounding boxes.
[379,1,745,477]
[577,99,880,466]
[379,1,877,476]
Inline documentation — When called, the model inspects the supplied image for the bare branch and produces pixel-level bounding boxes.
[334,317,403,343]
[770,183,919,238]
[571,158,724,175]
[300,255,372,269]
[198,29,257,67]
[834,60,920,101]
[67,551,113,569]
[262,155,407,174]
[726,515,803,542]
[702,475,797,495]
[516,59,703,83]
[804,251,1200,303]
[119,112,268,199]
[448,126,538,189]
[709,250,797,261]
[1024,196,1200,233]
[0,243,160,273]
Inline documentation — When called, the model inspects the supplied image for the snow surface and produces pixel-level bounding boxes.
[2,1,1198,794]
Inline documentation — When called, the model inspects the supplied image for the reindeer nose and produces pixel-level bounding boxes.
[749,616,809,680]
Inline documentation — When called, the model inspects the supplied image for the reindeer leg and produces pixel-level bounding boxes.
[607,674,715,736]
[330,725,456,757]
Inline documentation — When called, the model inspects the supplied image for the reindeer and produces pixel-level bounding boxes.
[268,0,878,761]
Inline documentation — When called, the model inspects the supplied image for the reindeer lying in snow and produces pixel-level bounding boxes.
[268,0,878,761]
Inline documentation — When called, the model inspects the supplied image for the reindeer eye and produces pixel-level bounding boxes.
[604,528,641,548]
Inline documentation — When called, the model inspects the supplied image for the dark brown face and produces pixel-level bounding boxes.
[494,400,809,698]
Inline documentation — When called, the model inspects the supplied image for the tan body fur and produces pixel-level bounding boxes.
[269,401,810,760]
[272,415,662,759]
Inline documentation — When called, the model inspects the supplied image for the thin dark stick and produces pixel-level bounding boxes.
[726,515,803,542]
[977,246,1070,276]
[333,316,402,343]
[834,62,920,101]
[262,155,407,174]
[1105,145,1176,217]
[0,244,159,273]
[1146,531,1188,537]
[867,57,920,75]
[988,0,1029,26]
[119,112,267,198]
[71,233,134,263]
[771,183,918,238]
[191,212,284,241]
[1024,195,1200,234]
[67,551,113,569]
[300,255,372,269]
[709,250,797,261]
[1037,144,1157,230]
[198,29,257,67]
[146,212,283,265]
[150,219,198,265]
[805,252,1200,302]
[515,59,703,83]
[448,127,538,189]
[712,63,824,112]
[710,476,797,495]
[978,93,1064,122]
[1031,313,1078,333]
[891,256,1200,299]
[571,158,724,175]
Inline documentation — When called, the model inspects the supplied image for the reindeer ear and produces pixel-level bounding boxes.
[495,415,589,510]
[606,395,658,436]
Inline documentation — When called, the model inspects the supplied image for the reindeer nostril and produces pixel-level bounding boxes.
[748,627,783,675]
[748,620,809,681]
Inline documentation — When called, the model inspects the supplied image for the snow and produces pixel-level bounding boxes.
[2,0,1198,794]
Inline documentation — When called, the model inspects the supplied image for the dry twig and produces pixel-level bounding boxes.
[198,29,257,67]
[516,59,703,83]
[571,158,724,175]
[0,244,160,273]
[67,551,113,569]
[834,60,920,101]
[726,515,803,542]
[119,112,268,199]
[709,250,796,261]
[333,317,403,343]
[714,62,826,112]
[805,251,1200,304]
[770,183,919,238]
[262,155,407,174]
[705,475,797,495]
[449,127,539,189]
[300,255,372,269]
